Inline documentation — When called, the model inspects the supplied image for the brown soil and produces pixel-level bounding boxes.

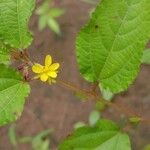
[0,0,150,150]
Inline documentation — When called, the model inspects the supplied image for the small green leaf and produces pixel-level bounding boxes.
[36,0,64,35]
[129,117,141,125]
[19,136,33,143]
[144,144,150,150]
[89,110,100,126]
[99,84,114,101]
[49,8,65,18]
[33,139,49,150]
[0,0,35,49]
[0,65,30,126]
[36,0,50,15]
[39,16,47,31]
[59,119,131,150]
[142,49,150,64]
[8,124,17,147]
[32,129,52,150]
[74,122,86,130]
[48,18,61,35]
[77,0,150,93]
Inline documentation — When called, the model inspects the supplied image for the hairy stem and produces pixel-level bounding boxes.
[57,79,143,120]
[14,51,150,125]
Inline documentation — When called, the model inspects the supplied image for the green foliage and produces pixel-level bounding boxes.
[0,0,35,49]
[99,84,114,101]
[74,110,100,129]
[76,0,150,93]
[47,18,61,35]
[0,0,35,126]
[8,125,52,150]
[8,124,17,147]
[31,129,52,150]
[129,117,141,126]
[36,0,64,35]
[0,50,9,65]
[0,65,30,126]
[144,144,150,150]
[0,0,148,149]
[89,110,100,126]
[0,42,10,65]
[142,49,150,64]
[74,122,86,130]
[59,119,131,150]
[19,129,52,150]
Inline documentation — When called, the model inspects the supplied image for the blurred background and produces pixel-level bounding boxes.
[0,0,150,149]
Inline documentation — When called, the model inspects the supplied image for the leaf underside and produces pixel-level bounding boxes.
[0,65,30,126]
[76,0,150,93]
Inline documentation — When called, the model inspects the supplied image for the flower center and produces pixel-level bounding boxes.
[42,66,51,74]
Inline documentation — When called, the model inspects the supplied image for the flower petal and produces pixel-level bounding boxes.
[47,71,57,78]
[45,55,52,67]
[32,63,43,73]
[49,63,60,71]
[40,73,49,82]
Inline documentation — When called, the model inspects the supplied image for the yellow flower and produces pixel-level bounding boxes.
[32,55,60,83]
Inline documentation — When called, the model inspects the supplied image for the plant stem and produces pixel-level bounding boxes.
[13,51,150,125]
[57,79,98,99]
[57,79,141,119]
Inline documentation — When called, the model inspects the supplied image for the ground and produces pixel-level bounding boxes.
[0,0,150,150]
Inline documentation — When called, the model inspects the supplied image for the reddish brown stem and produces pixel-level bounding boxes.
[11,51,150,126]
[57,79,149,124]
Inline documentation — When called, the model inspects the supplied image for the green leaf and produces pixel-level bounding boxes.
[0,0,35,49]
[144,144,150,150]
[0,65,30,126]
[48,18,61,35]
[33,139,49,150]
[74,122,86,130]
[8,124,18,147]
[129,117,141,125]
[32,129,52,150]
[76,0,150,93]
[142,49,150,64]
[89,110,100,126]
[36,0,50,15]
[99,84,114,101]
[59,119,131,150]
[39,16,47,31]
[19,136,33,143]
[0,42,10,65]
[49,8,65,18]
[0,51,10,65]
